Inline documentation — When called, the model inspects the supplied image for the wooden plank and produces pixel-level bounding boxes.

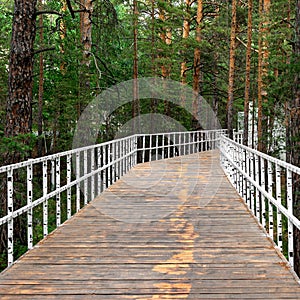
[0,150,300,299]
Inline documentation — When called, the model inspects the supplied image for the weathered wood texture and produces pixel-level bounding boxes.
[0,150,300,299]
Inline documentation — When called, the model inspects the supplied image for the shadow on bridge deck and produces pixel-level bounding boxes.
[0,150,300,299]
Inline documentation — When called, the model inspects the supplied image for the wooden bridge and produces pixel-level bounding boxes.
[0,131,300,298]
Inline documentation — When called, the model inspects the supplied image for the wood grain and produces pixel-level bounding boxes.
[0,150,300,299]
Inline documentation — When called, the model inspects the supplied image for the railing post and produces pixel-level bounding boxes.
[97,147,102,194]
[7,168,14,266]
[76,152,80,212]
[267,160,274,240]
[107,144,111,187]
[67,154,72,219]
[90,148,95,199]
[27,161,33,250]
[42,161,48,237]
[287,169,294,267]
[260,157,266,229]
[254,154,260,219]
[83,150,88,204]
[56,157,61,227]
[249,152,255,214]
[276,164,283,251]
[103,146,107,190]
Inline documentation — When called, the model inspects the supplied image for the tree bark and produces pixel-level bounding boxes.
[181,0,191,91]
[226,0,237,139]
[5,0,37,155]
[1,0,38,262]
[80,0,93,68]
[292,0,300,277]
[243,0,253,146]
[192,0,203,127]
[38,0,44,157]
[257,0,270,152]
[132,0,140,130]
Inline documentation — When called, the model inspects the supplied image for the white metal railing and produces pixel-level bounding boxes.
[219,135,300,269]
[0,129,225,269]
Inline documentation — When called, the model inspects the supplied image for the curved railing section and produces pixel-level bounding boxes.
[0,129,225,269]
[220,135,300,270]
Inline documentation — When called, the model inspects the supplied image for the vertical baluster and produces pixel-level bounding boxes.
[97,147,102,193]
[115,142,119,180]
[168,133,171,158]
[102,146,107,191]
[56,157,61,227]
[66,154,72,219]
[83,150,88,204]
[162,134,165,159]
[268,160,274,239]
[149,135,152,162]
[126,139,129,171]
[255,154,260,218]
[260,157,266,229]
[134,135,138,165]
[122,139,126,174]
[173,133,177,156]
[90,149,95,199]
[51,159,55,191]
[287,169,294,267]
[183,132,186,155]
[238,147,243,196]
[276,164,282,251]
[107,144,111,187]
[249,152,255,214]
[76,152,80,212]
[242,149,248,204]
[7,168,13,266]
[43,161,48,237]
[155,134,158,160]
[27,161,33,250]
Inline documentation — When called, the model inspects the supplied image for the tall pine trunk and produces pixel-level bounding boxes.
[292,0,300,277]
[227,0,237,139]
[38,0,44,157]
[257,0,270,152]
[192,0,203,129]
[5,0,37,149]
[1,0,38,260]
[243,0,253,146]
[132,0,140,131]
[181,0,191,89]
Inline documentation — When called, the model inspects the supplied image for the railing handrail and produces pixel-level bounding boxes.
[219,134,300,271]
[221,135,300,175]
[0,129,224,269]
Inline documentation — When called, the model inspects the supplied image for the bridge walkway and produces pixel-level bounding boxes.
[0,150,299,299]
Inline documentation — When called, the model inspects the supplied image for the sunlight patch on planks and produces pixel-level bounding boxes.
[0,150,300,299]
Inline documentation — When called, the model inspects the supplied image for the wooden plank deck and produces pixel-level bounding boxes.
[0,150,300,299]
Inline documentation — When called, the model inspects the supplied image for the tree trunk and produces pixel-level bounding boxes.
[243,0,253,146]
[181,0,191,90]
[80,0,93,68]
[5,0,37,156]
[227,0,237,139]
[132,0,140,130]
[1,0,37,261]
[292,0,300,277]
[159,0,172,116]
[257,0,270,152]
[192,0,203,127]
[38,0,44,157]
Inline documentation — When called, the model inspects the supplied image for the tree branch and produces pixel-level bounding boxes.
[66,0,76,19]
[33,47,56,56]
[35,10,62,17]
